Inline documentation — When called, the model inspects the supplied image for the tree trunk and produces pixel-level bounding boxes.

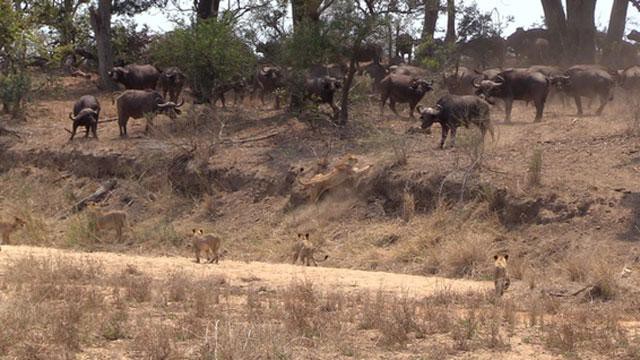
[89,1,117,90]
[566,0,597,64]
[541,0,567,63]
[196,0,221,20]
[444,0,456,44]
[338,56,357,125]
[291,0,322,31]
[422,0,439,40]
[604,0,629,67]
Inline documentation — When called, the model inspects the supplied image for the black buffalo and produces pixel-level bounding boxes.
[69,95,101,140]
[115,90,184,137]
[418,95,493,149]
[552,65,615,116]
[380,74,433,118]
[304,76,342,117]
[158,67,186,102]
[108,64,160,90]
[474,68,549,122]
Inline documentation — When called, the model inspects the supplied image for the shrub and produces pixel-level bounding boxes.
[150,18,255,103]
[0,71,31,117]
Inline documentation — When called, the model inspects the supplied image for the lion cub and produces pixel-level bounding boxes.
[0,216,26,251]
[297,155,371,203]
[494,254,511,297]
[191,229,222,264]
[292,233,328,266]
[87,204,128,242]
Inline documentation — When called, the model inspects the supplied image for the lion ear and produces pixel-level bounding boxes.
[297,233,302,238]
[192,229,197,234]
[504,254,509,261]
[494,255,499,260]
[199,229,204,234]
[305,233,310,239]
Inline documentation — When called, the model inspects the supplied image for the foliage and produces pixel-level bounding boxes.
[416,38,457,71]
[112,19,155,65]
[150,18,255,102]
[456,2,513,42]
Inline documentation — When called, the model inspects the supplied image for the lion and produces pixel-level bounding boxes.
[297,155,372,203]
[292,233,328,266]
[87,204,128,242]
[191,228,223,264]
[494,254,511,297]
[0,216,26,251]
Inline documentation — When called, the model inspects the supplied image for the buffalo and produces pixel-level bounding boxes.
[418,95,493,149]
[380,74,433,118]
[108,64,160,90]
[212,78,248,108]
[304,76,342,117]
[159,67,186,102]
[353,42,383,64]
[618,65,640,92]
[442,66,480,95]
[69,95,100,141]
[474,68,549,122]
[115,90,184,137]
[308,63,346,80]
[458,36,506,68]
[362,62,388,91]
[552,65,615,116]
[253,65,285,109]
[396,33,414,63]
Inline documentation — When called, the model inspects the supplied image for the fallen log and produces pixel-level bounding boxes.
[71,179,117,213]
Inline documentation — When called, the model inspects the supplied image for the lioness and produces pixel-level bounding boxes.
[297,155,371,203]
[494,254,510,297]
[0,216,26,251]
[192,229,222,264]
[292,233,328,266]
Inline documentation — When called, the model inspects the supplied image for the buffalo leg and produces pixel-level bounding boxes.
[574,96,583,116]
[504,99,513,123]
[409,102,416,118]
[70,124,78,141]
[275,94,281,110]
[595,93,608,115]
[92,124,98,139]
[389,99,398,115]
[220,93,226,108]
[449,127,458,147]
[440,125,449,149]
[534,98,545,122]
[84,125,90,137]
[380,93,388,115]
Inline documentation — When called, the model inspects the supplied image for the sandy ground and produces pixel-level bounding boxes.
[0,245,492,297]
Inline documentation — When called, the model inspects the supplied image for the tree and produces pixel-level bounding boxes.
[195,0,221,20]
[540,0,567,61]
[291,0,336,31]
[90,0,167,90]
[444,0,456,43]
[604,0,629,67]
[422,0,439,40]
[565,0,596,64]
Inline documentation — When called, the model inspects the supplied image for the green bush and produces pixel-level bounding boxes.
[0,71,31,116]
[150,18,255,102]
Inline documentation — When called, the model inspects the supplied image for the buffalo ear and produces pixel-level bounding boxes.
[416,105,424,114]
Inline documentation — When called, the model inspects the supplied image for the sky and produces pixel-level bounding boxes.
[132,0,640,38]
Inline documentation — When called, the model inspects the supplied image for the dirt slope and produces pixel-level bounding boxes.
[0,245,491,296]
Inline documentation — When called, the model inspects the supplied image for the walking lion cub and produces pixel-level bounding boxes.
[292,233,328,266]
[191,229,222,264]
[87,204,128,242]
[0,216,26,251]
[494,254,511,297]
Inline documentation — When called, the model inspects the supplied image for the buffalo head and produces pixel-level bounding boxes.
[69,108,99,123]
[156,98,185,119]
[417,104,439,133]
[473,75,505,99]
[549,75,570,91]
[410,78,433,95]
[108,67,128,82]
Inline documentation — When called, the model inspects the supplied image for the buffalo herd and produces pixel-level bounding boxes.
[67,51,640,148]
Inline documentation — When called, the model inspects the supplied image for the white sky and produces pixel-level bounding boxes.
[132,0,640,38]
